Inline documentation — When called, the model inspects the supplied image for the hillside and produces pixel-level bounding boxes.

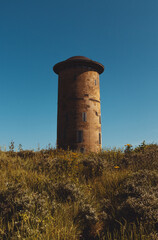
[0,143,158,240]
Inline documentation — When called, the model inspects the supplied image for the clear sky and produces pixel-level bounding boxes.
[0,0,158,150]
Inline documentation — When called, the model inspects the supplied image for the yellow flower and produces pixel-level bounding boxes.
[114,166,120,169]
[125,144,132,147]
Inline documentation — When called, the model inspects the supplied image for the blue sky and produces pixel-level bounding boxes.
[0,0,158,150]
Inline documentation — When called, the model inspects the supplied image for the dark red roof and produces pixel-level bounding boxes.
[53,56,104,74]
[67,56,91,61]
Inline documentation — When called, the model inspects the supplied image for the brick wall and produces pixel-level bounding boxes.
[57,66,102,152]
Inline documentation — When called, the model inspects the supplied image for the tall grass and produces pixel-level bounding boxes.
[0,143,158,239]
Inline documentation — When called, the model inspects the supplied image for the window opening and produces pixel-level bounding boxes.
[99,115,101,124]
[99,133,101,144]
[63,129,66,141]
[82,112,87,122]
[77,130,83,143]
[66,113,68,122]
[80,147,84,153]
[95,79,97,85]
[74,74,77,80]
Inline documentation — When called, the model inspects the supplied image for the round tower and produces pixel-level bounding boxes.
[53,56,104,152]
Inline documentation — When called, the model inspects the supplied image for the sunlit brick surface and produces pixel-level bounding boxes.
[53,56,104,152]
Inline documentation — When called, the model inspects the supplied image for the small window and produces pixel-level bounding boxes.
[99,115,101,124]
[77,130,83,143]
[74,74,77,80]
[80,147,84,153]
[63,129,66,141]
[99,133,101,144]
[82,112,87,122]
[66,113,68,122]
[94,79,97,85]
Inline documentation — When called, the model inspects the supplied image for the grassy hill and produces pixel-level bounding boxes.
[0,143,158,239]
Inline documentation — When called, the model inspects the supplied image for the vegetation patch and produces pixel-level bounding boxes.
[0,143,158,239]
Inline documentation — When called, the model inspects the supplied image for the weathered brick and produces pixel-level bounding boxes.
[53,56,104,152]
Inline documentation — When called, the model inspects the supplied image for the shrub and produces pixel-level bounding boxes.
[74,203,98,240]
[122,144,158,170]
[100,170,158,236]
[0,183,24,223]
[0,182,50,239]
[17,150,35,160]
[52,182,82,203]
[79,155,104,181]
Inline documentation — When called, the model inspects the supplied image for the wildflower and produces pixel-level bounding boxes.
[21,212,29,222]
[125,144,132,147]
[114,166,120,169]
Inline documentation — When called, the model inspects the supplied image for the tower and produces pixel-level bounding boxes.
[53,56,104,152]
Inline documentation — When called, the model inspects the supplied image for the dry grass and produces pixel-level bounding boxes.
[0,143,158,239]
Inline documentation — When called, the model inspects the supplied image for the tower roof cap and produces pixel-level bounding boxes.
[67,56,91,61]
[53,56,104,74]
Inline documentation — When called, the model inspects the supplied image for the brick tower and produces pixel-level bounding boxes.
[53,56,104,152]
